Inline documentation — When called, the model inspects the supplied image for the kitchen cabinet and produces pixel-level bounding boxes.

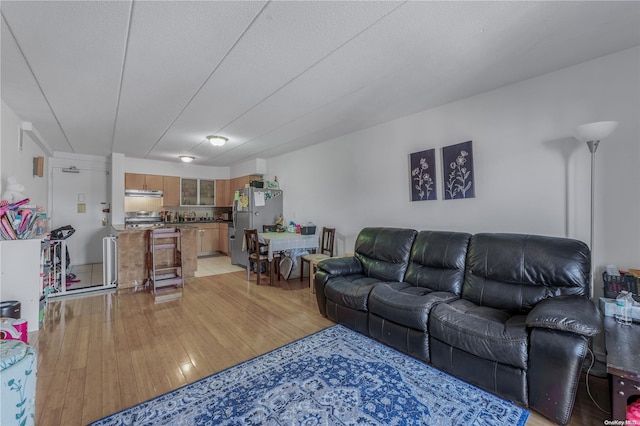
[196,223,219,256]
[215,179,232,206]
[199,180,215,206]
[162,176,180,207]
[125,173,145,190]
[115,226,197,288]
[181,178,198,205]
[231,175,262,190]
[219,223,229,255]
[181,179,215,206]
[125,173,164,191]
[224,175,262,207]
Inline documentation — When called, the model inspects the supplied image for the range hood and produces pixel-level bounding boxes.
[125,189,163,198]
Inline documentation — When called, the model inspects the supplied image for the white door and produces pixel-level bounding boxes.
[51,168,109,266]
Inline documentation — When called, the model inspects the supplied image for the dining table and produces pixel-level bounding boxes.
[259,231,320,262]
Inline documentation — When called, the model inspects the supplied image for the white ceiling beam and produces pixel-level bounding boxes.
[22,121,53,156]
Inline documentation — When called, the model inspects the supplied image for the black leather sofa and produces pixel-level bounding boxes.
[314,227,601,425]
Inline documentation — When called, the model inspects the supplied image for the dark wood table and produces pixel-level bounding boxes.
[604,316,640,421]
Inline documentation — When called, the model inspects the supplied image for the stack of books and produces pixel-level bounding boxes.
[0,198,42,240]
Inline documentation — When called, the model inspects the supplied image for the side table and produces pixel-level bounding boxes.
[604,316,640,421]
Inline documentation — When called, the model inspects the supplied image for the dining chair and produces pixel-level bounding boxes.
[300,227,335,284]
[262,225,282,278]
[244,229,272,286]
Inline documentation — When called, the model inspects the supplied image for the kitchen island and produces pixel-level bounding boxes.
[112,225,197,289]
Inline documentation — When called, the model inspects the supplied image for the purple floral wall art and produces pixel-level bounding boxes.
[442,141,475,200]
[410,148,437,201]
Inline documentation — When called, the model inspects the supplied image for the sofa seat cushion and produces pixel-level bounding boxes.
[369,282,458,331]
[324,275,381,312]
[430,299,529,369]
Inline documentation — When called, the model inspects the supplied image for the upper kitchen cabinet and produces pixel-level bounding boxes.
[199,180,215,206]
[215,179,232,207]
[181,179,215,206]
[229,175,263,193]
[125,173,164,191]
[162,176,180,207]
[181,178,198,205]
[213,175,262,206]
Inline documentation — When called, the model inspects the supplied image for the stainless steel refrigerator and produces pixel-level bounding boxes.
[230,187,283,267]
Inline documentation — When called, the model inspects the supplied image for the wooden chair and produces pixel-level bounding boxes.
[244,229,273,286]
[262,225,282,278]
[300,227,335,284]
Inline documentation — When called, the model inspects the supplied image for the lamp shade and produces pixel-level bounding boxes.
[575,121,618,142]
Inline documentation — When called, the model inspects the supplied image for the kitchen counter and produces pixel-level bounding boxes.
[112,225,197,288]
[165,219,233,225]
[112,220,232,232]
[111,224,198,232]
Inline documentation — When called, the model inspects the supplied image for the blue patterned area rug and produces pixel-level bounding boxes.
[90,325,529,425]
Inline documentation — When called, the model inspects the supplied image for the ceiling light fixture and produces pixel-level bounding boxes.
[207,135,228,147]
[179,155,195,163]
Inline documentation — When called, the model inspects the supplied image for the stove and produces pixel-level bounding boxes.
[124,211,164,229]
[124,222,165,229]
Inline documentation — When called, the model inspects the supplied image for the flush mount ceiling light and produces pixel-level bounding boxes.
[179,155,195,163]
[207,135,228,147]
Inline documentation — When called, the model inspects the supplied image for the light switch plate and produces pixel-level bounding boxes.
[77,203,86,213]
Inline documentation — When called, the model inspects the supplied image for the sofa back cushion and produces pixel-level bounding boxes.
[404,231,471,294]
[355,227,417,282]
[463,233,590,313]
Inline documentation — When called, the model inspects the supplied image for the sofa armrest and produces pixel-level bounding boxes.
[314,257,363,317]
[526,296,602,337]
[316,256,363,276]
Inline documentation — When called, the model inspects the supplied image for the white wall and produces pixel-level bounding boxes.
[267,46,640,300]
[1,101,49,209]
[47,153,111,265]
[48,152,111,216]
[230,158,267,178]
[110,153,125,224]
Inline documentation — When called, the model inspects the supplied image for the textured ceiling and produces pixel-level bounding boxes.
[2,1,639,167]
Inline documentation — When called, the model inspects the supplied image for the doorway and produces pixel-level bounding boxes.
[51,167,110,292]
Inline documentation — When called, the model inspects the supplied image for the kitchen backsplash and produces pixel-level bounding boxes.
[124,198,232,220]
[167,206,232,221]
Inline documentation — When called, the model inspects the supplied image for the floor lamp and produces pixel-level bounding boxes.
[575,121,618,300]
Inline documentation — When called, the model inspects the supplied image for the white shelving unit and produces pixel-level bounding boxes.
[0,239,42,332]
[40,239,67,297]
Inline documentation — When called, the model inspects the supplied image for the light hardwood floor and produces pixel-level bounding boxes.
[31,271,610,425]
[195,254,245,277]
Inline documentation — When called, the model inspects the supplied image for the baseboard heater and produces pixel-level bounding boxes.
[102,235,118,286]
